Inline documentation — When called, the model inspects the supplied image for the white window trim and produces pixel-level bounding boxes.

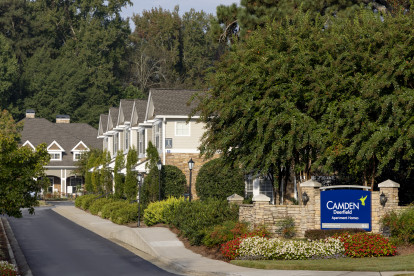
[49,151,62,161]
[175,121,191,137]
[73,151,84,161]
[22,140,35,150]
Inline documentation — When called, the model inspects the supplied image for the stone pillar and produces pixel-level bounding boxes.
[251,194,271,227]
[227,193,244,205]
[372,179,400,233]
[299,180,322,235]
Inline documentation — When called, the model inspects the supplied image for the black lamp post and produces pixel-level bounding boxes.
[137,173,142,227]
[302,192,309,205]
[157,159,162,201]
[188,158,195,202]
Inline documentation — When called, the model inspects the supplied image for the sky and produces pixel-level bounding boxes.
[120,0,239,30]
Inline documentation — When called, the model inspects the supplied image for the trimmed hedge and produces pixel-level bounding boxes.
[166,198,239,245]
[89,198,115,215]
[195,158,245,200]
[75,194,99,210]
[144,197,184,226]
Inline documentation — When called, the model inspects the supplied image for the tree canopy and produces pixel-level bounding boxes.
[0,110,50,217]
[195,8,414,194]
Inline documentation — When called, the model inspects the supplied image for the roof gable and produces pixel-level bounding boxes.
[132,99,148,126]
[118,100,135,126]
[107,107,119,131]
[47,140,64,151]
[71,141,89,151]
[98,114,108,137]
[22,140,35,150]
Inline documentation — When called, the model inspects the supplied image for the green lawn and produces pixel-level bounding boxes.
[231,254,414,271]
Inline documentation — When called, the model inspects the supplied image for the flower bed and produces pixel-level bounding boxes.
[0,261,19,276]
[237,237,345,260]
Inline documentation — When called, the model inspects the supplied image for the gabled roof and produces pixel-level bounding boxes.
[107,107,119,132]
[47,140,65,151]
[131,99,148,127]
[22,140,35,150]
[20,117,101,167]
[146,89,200,120]
[98,114,108,137]
[117,99,135,126]
[71,141,89,152]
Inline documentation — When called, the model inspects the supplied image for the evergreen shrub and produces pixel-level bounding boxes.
[381,207,414,245]
[195,158,245,200]
[75,194,99,210]
[111,203,141,225]
[100,201,129,219]
[143,197,184,226]
[167,198,239,245]
[89,198,115,215]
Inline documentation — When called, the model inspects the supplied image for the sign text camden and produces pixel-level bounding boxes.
[321,189,371,231]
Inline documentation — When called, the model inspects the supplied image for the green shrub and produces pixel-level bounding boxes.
[195,158,245,200]
[89,198,115,215]
[143,165,187,204]
[333,232,396,257]
[381,207,414,245]
[75,194,99,210]
[276,217,295,239]
[111,203,140,225]
[100,201,129,219]
[304,229,365,240]
[167,198,239,245]
[144,197,184,226]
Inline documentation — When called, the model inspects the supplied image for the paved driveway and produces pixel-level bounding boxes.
[7,202,177,276]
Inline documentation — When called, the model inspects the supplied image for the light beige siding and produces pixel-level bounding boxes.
[164,119,204,150]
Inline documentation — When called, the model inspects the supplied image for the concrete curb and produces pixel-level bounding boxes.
[1,218,33,276]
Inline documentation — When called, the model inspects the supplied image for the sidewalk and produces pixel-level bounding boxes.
[53,206,409,276]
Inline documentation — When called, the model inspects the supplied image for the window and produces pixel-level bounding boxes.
[125,129,130,151]
[47,177,54,193]
[113,133,118,154]
[138,129,145,156]
[74,153,82,161]
[50,152,61,160]
[175,121,190,136]
[155,122,162,150]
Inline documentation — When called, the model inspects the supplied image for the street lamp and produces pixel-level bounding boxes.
[188,158,195,202]
[137,173,142,227]
[157,159,162,201]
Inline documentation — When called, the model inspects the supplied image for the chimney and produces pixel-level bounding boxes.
[26,109,35,119]
[56,115,70,124]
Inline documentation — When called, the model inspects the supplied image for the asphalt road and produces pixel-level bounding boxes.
[7,202,177,276]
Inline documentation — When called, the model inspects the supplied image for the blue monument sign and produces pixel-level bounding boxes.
[321,189,371,231]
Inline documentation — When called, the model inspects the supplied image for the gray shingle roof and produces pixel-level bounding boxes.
[119,99,135,125]
[108,107,119,131]
[150,89,200,116]
[98,114,108,136]
[20,118,102,167]
[135,99,147,124]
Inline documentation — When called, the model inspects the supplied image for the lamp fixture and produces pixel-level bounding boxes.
[380,192,387,207]
[302,192,309,205]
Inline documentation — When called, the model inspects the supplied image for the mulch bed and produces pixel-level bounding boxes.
[0,219,12,263]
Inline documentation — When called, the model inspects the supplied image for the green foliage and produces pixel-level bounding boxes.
[166,198,239,245]
[0,35,18,110]
[276,217,296,239]
[162,165,187,198]
[143,197,184,226]
[124,148,138,200]
[113,151,125,198]
[100,201,128,219]
[75,194,99,210]
[381,207,414,245]
[142,142,161,203]
[0,110,49,217]
[304,229,366,240]
[196,8,414,191]
[195,158,244,200]
[89,197,115,215]
[111,203,140,225]
[99,151,112,194]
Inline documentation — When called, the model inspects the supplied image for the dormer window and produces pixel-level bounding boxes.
[50,153,62,160]
[71,141,89,161]
[47,141,65,161]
